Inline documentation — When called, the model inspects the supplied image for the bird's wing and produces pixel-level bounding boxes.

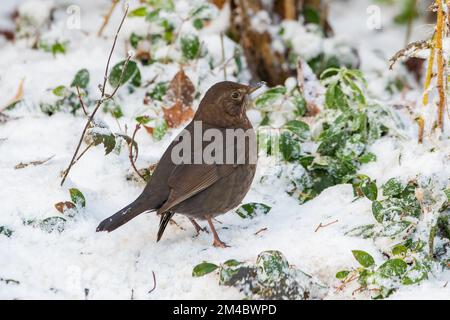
[156,164,236,215]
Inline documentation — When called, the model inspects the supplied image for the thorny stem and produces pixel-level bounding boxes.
[148,271,157,294]
[129,124,146,182]
[60,5,130,186]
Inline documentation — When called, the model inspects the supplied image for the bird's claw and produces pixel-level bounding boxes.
[212,239,230,248]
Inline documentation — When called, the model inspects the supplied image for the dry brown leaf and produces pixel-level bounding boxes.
[163,101,194,128]
[55,201,76,214]
[165,69,195,108]
[14,155,54,169]
[3,78,24,111]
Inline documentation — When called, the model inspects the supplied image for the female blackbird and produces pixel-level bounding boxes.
[96,81,260,247]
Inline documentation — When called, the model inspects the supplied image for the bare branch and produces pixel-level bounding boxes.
[60,5,129,186]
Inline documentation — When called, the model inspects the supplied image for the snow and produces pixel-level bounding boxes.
[0,0,449,300]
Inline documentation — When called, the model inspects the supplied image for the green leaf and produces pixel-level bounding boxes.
[392,244,407,257]
[71,69,90,88]
[284,120,310,141]
[192,262,219,277]
[135,115,151,125]
[192,18,204,30]
[180,34,200,60]
[378,259,407,278]
[256,250,290,283]
[382,178,403,197]
[148,0,174,11]
[336,270,350,280]
[303,6,321,24]
[128,7,147,17]
[146,9,161,22]
[361,180,378,201]
[352,250,375,268]
[279,131,301,162]
[223,259,242,267]
[254,86,286,111]
[444,189,450,201]
[148,82,168,101]
[152,119,168,141]
[108,60,139,88]
[88,121,117,155]
[69,188,86,207]
[51,41,68,55]
[52,85,67,97]
[359,152,376,164]
[0,226,13,238]
[236,203,271,219]
[372,200,384,223]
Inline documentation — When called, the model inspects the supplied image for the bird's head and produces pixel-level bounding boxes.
[195,81,262,128]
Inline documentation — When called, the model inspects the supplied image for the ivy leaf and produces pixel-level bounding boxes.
[284,120,310,141]
[108,60,140,88]
[392,244,407,257]
[235,203,271,219]
[359,152,376,164]
[382,178,403,197]
[69,188,86,208]
[256,250,290,284]
[52,85,68,97]
[71,69,90,88]
[335,270,350,280]
[223,259,242,267]
[0,226,13,238]
[180,34,200,60]
[279,131,301,162]
[87,120,117,155]
[148,82,168,101]
[254,86,286,111]
[361,180,378,201]
[352,250,375,268]
[39,217,66,233]
[371,200,384,223]
[192,262,219,277]
[128,7,147,17]
[378,259,407,278]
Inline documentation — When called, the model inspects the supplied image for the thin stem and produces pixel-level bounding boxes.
[129,124,146,182]
[60,5,129,186]
[76,86,88,116]
[220,32,227,80]
[97,0,120,37]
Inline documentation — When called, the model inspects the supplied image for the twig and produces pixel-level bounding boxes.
[389,40,430,70]
[220,32,227,80]
[435,0,446,131]
[415,116,425,144]
[75,142,95,163]
[423,33,436,106]
[254,227,268,235]
[76,86,88,116]
[148,271,156,294]
[129,124,146,182]
[97,0,120,37]
[314,219,338,232]
[60,5,130,186]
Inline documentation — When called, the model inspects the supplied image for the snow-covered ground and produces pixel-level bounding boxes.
[0,0,449,299]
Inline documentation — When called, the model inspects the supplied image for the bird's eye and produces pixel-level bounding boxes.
[231,91,240,99]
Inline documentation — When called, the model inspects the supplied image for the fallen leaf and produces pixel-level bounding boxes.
[165,69,195,108]
[3,78,24,111]
[54,201,76,214]
[14,155,54,169]
[163,100,194,128]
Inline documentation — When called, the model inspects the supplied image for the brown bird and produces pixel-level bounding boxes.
[96,81,260,247]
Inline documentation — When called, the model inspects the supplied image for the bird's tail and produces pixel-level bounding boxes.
[96,198,149,232]
[156,211,175,242]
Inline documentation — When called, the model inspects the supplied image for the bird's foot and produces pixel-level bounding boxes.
[189,218,209,237]
[212,238,230,248]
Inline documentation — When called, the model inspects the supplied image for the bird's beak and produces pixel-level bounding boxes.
[246,81,265,94]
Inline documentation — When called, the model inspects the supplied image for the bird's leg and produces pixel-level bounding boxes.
[206,216,230,248]
[189,218,208,236]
